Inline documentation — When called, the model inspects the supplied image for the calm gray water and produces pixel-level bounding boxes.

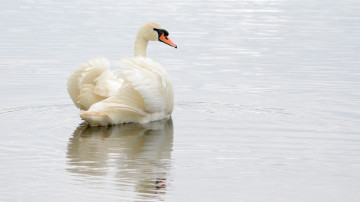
[1,0,360,201]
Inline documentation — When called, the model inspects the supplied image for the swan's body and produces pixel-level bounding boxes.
[67,23,176,126]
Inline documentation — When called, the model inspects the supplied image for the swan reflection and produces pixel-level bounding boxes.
[67,118,173,200]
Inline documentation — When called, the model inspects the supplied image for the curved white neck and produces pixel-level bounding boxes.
[134,35,148,57]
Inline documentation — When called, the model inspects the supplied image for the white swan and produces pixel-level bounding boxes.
[67,23,177,126]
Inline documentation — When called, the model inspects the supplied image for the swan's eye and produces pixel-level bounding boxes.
[153,28,170,40]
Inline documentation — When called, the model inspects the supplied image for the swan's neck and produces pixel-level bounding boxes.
[134,35,148,57]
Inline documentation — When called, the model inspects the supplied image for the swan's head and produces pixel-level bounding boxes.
[138,23,177,48]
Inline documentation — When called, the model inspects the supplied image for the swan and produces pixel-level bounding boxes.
[67,23,177,126]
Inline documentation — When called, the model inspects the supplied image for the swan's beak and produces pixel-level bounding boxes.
[159,33,177,48]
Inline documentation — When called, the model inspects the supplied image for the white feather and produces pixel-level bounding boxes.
[67,23,175,126]
[67,57,174,126]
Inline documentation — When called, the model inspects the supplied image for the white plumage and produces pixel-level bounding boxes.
[67,23,176,126]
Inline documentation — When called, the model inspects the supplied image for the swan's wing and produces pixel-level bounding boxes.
[80,57,174,125]
[81,82,148,125]
[67,57,123,110]
[116,57,174,113]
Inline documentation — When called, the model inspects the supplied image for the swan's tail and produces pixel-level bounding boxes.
[67,57,110,110]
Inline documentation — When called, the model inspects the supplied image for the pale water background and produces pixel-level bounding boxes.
[1,0,360,201]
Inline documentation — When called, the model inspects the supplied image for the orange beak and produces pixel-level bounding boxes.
[159,33,177,48]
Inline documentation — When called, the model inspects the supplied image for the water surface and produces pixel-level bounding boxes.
[1,0,360,201]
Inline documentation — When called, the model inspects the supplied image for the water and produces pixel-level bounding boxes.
[1,0,360,201]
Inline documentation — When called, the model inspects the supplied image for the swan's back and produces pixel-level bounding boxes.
[67,58,122,110]
[117,57,174,114]
[68,57,174,126]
